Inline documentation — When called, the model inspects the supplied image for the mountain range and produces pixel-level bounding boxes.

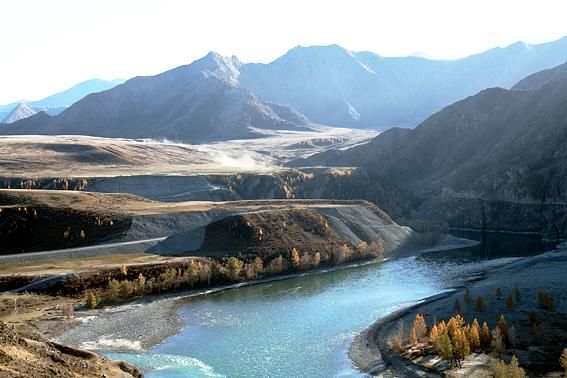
[238,37,567,128]
[291,59,567,237]
[2,36,567,142]
[0,79,124,121]
[2,103,37,124]
[300,60,567,202]
[0,53,314,141]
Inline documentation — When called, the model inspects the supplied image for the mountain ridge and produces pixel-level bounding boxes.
[0,53,315,142]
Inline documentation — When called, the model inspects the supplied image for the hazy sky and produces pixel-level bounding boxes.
[2,0,567,104]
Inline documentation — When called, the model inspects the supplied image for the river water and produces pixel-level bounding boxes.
[105,233,552,377]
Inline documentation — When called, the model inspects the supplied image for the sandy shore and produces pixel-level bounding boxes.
[349,244,567,376]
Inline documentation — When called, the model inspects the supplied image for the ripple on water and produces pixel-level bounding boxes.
[105,352,225,378]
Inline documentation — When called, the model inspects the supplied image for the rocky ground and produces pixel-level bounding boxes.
[0,299,142,377]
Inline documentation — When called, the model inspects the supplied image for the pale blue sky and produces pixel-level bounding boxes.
[2,0,567,103]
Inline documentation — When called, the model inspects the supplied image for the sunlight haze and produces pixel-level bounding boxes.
[1,0,567,103]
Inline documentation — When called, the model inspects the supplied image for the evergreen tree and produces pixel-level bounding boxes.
[514,288,521,304]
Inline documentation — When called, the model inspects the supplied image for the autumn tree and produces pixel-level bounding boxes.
[452,328,470,367]
[86,291,97,309]
[107,279,121,302]
[560,348,567,375]
[120,280,134,298]
[135,273,146,295]
[244,263,256,279]
[409,327,418,345]
[447,315,464,339]
[185,264,198,287]
[429,324,440,351]
[357,241,368,256]
[468,319,481,351]
[492,327,505,358]
[412,313,427,342]
[227,257,244,280]
[253,257,263,275]
[390,321,405,353]
[438,320,447,337]
[268,255,285,274]
[289,247,301,269]
[480,321,491,350]
[120,264,128,276]
[313,251,321,267]
[493,355,525,378]
[368,240,384,257]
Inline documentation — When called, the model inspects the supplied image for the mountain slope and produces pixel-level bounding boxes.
[239,36,567,129]
[0,53,315,142]
[0,79,123,120]
[512,61,567,91]
[0,79,124,115]
[304,65,567,202]
[293,62,567,236]
[29,78,124,108]
[289,127,412,167]
[2,103,37,124]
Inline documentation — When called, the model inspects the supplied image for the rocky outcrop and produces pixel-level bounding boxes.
[0,322,142,377]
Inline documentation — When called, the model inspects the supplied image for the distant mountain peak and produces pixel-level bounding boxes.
[194,51,241,85]
[2,103,37,124]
